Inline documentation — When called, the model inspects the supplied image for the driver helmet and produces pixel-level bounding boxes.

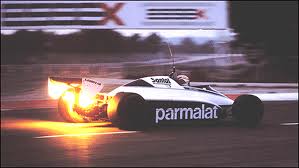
[177,75,190,86]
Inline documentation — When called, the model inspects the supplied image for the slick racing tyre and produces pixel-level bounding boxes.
[107,93,150,130]
[232,94,264,127]
[58,89,91,123]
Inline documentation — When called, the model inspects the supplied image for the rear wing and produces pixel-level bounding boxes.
[49,77,82,84]
[48,77,82,99]
[48,77,104,99]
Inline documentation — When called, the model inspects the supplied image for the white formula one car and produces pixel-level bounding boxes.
[48,44,263,130]
[48,73,264,130]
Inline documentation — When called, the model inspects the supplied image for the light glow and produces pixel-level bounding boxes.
[48,78,77,99]
[79,91,96,108]
[34,131,138,139]
[62,91,75,104]
[62,90,76,117]
[1,118,120,138]
[61,90,86,121]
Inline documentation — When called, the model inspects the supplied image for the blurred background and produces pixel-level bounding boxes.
[1,1,298,83]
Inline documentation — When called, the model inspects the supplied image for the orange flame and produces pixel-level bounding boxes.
[78,91,96,108]
[48,78,80,100]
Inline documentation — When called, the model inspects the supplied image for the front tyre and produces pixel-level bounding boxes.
[232,94,264,127]
[58,89,91,123]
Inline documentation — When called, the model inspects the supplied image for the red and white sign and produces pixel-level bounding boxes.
[1,1,228,30]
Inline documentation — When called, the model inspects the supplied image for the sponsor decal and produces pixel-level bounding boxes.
[146,8,208,20]
[197,9,208,19]
[82,78,104,97]
[1,2,125,27]
[151,78,171,87]
[99,3,125,25]
[155,104,218,124]
[84,78,102,86]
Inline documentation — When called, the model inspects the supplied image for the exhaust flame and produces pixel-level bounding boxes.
[61,90,76,116]
[48,78,80,99]
[63,90,95,112]
[79,92,96,108]
[48,78,98,115]
[63,91,76,104]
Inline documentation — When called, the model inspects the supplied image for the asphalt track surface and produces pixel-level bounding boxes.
[1,101,298,167]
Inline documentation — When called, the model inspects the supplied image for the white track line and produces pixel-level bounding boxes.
[34,131,138,139]
[1,109,13,111]
[280,123,298,126]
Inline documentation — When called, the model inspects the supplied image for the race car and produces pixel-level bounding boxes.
[48,74,264,130]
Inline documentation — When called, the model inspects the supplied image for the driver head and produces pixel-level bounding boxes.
[177,75,190,86]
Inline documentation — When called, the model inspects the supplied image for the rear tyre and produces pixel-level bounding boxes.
[107,93,150,130]
[58,89,90,123]
[232,94,264,127]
